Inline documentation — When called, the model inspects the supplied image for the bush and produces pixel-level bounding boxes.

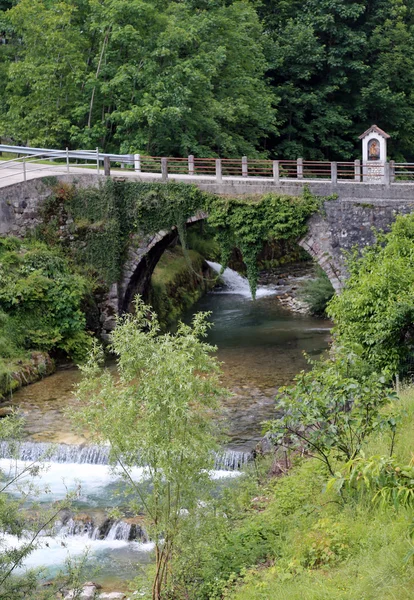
[0,238,92,362]
[299,266,334,316]
[328,213,414,372]
[265,347,396,476]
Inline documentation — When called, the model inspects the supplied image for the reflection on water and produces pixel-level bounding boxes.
[10,292,330,450]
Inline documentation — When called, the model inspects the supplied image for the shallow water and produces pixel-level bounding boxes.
[9,282,331,450]
[183,290,331,449]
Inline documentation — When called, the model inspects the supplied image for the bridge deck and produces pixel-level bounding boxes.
[0,159,402,190]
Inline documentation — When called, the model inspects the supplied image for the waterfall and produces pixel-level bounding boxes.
[207,261,275,299]
[0,441,111,464]
[53,517,144,542]
[106,521,132,541]
[0,441,252,471]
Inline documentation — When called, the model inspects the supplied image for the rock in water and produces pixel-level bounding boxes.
[98,594,127,599]
[64,583,97,599]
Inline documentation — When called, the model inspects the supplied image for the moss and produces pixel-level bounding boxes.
[0,352,55,401]
[149,246,216,330]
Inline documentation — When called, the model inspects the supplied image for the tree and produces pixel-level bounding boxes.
[328,213,414,372]
[266,347,395,477]
[75,0,277,156]
[1,0,86,146]
[73,299,227,599]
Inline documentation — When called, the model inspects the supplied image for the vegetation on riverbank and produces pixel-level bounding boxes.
[0,236,95,398]
[215,383,414,600]
[149,246,216,330]
[329,213,414,372]
[299,266,335,316]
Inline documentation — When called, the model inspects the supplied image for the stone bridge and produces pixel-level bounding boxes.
[1,173,414,337]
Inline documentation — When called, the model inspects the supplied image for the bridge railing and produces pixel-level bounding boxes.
[0,144,409,186]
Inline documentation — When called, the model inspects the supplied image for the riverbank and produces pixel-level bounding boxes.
[259,263,314,314]
[0,352,55,404]
[149,245,216,329]
[165,383,414,600]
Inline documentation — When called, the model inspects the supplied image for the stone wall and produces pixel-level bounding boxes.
[0,174,99,236]
[2,173,414,308]
[300,197,414,291]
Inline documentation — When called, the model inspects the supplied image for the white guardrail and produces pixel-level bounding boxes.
[0,145,136,185]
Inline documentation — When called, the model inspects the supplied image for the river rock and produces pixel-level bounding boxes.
[64,583,98,599]
[0,406,13,418]
[98,594,127,599]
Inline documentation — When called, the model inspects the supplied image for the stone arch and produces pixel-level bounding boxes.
[119,213,207,314]
[298,211,347,293]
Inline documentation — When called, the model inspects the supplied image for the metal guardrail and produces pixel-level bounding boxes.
[0,144,134,163]
[0,144,413,186]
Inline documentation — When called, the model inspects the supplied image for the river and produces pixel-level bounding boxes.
[1,264,331,591]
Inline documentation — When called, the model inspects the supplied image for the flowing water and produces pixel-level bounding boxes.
[2,263,331,590]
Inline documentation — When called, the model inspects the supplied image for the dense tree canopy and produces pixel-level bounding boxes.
[1,0,414,159]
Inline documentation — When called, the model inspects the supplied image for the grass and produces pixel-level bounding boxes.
[226,386,414,600]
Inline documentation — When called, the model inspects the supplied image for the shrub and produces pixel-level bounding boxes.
[300,266,334,316]
[265,347,396,476]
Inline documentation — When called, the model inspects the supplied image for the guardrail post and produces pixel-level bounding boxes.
[331,161,337,185]
[297,158,303,179]
[134,154,141,172]
[104,156,111,177]
[273,160,280,183]
[161,157,168,181]
[354,159,360,182]
[23,158,26,182]
[96,147,100,175]
[390,160,395,183]
[242,156,248,177]
[188,155,194,176]
[66,147,70,173]
[384,162,391,187]
[216,159,222,183]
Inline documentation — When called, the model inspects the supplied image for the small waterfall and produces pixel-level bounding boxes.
[53,517,145,542]
[106,521,132,541]
[57,518,96,538]
[0,441,110,464]
[213,449,252,470]
[207,261,275,298]
[0,441,251,471]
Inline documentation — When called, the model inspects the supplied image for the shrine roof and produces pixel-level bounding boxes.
[358,125,391,140]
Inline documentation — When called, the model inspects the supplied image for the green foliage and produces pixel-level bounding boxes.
[299,266,334,316]
[202,387,414,600]
[266,347,395,475]
[73,298,227,600]
[206,189,322,298]
[149,246,215,330]
[186,225,221,262]
[328,213,414,372]
[1,0,275,155]
[168,458,327,600]
[38,180,208,286]
[330,453,414,510]
[3,0,414,159]
[0,237,92,362]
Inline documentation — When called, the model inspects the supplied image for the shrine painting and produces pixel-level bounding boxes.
[368,138,380,161]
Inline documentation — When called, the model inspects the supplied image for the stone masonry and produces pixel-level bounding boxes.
[1,173,414,333]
